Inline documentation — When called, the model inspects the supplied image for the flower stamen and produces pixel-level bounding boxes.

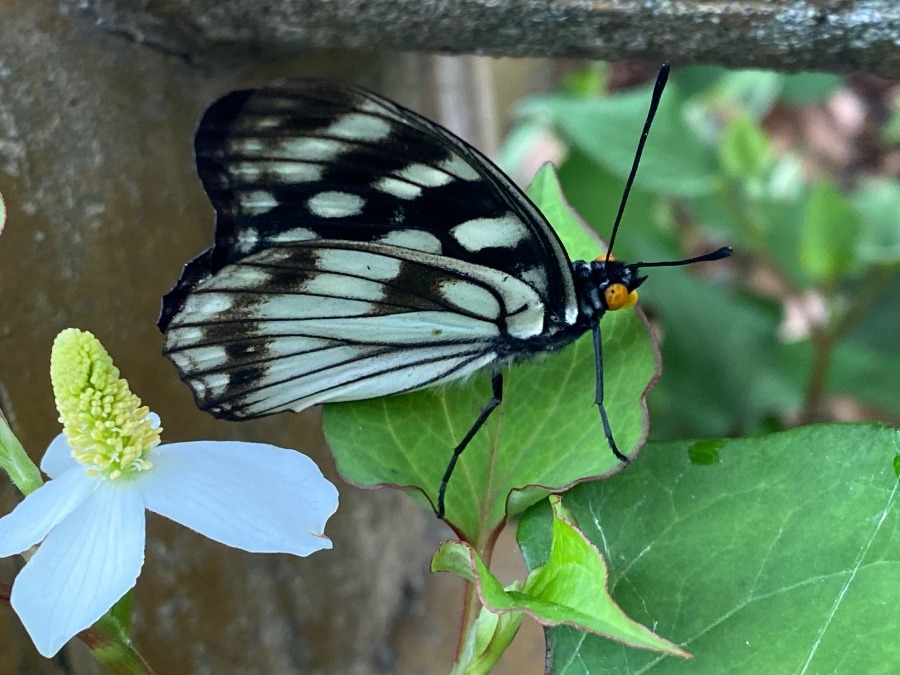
[50,329,160,479]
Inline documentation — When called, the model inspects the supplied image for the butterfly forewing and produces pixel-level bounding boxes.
[192,79,577,327]
[161,78,588,424]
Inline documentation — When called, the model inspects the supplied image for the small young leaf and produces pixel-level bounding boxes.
[719,112,773,179]
[799,179,862,282]
[433,497,688,659]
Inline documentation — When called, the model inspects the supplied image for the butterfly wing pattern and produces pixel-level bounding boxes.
[159,80,582,423]
[160,69,731,518]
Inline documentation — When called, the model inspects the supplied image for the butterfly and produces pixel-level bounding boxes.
[158,64,731,519]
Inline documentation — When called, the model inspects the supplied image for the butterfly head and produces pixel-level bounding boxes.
[572,257,647,321]
[572,246,733,323]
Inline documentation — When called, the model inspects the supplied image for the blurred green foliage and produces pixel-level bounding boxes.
[504,65,899,440]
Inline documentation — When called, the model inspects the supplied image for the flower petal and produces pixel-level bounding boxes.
[139,441,338,556]
[40,433,78,478]
[10,482,146,657]
[0,468,98,557]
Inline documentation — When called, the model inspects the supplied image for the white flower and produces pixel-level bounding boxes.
[0,329,338,657]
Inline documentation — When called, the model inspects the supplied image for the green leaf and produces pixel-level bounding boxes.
[561,63,608,97]
[0,415,43,496]
[780,72,843,105]
[706,70,784,120]
[521,82,719,197]
[555,148,658,259]
[778,339,900,418]
[671,65,730,99]
[433,498,688,659]
[636,248,801,438]
[853,179,900,265]
[719,112,773,179]
[323,166,659,544]
[799,179,862,283]
[518,424,900,673]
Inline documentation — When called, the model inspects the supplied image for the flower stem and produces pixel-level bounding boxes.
[78,618,156,675]
[0,411,43,496]
[1,583,153,673]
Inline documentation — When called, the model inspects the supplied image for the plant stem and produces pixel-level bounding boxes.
[455,536,495,663]
[78,623,157,675]
[799,324,832,424]
[799,266,897,423]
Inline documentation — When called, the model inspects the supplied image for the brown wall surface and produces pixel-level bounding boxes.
[0,3,459,672]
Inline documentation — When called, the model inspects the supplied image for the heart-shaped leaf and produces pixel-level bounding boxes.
[323,165,659,544]
[518,424,899,672]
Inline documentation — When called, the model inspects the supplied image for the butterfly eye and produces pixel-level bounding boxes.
[604,284,638,311]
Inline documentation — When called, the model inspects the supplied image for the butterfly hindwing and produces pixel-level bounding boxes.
[162,240,547,418]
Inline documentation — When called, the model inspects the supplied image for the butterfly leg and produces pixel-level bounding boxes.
[437,370,503,519]
[592,322,630,463]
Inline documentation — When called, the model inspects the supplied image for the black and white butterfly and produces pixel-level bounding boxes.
[158,64,730,518]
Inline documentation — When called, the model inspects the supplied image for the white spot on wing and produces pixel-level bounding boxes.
[300,273,387,302]
[394,162,453,187]
[234,230,260,254]
[254,117,283,129]
[239,190,278,215]
[209,266,273,290]
[438,280,501,319]
[179,293,234,322]
[307,191,365,218]
[376,229,442,254]
[519,266,549,294]
[267,227,318,243]
[325,113,392,142]
[175,345,230,370]
[196,371,231,398]
[374,176,423,200]
[281,138,350,161]
[314,248,402,281]
[358,97,406,123]
[439,154,480,181]
[256,295,378,320]
[450,213,530,252]
[229,161,323,183]
[229,137,350,162]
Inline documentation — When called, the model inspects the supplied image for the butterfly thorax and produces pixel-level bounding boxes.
[571,258,647,323]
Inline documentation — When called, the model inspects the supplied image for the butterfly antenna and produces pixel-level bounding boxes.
[634,246,733,269]
[605,64,671,262]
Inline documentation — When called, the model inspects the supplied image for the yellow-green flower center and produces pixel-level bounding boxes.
[50,328,160,479]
